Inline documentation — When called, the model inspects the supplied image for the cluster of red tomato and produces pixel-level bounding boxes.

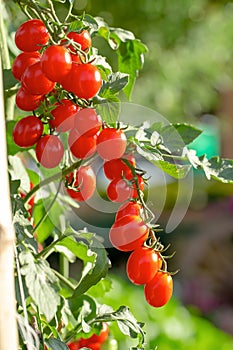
[12,18,173,310]
[67,322,109,350]
[12,18,102,168]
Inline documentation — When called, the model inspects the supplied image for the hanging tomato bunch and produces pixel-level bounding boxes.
[12,14,175,313]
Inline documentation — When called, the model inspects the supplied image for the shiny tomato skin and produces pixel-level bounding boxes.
[67,341,80,350]
[144,272,173,307]
[109,215,149,251]
[126,247,162,285]
[103,154,136,180]
[68,128,97,159]
[12,51,41,81]
[15,19,49,52]
[67,30,92,52]
[22,61,55,95]
[49,99,79,132]
[74,108,102,136]
[13,115,43,148]
[66,166,96,202]
[36,135,64,168]
[16,87,43,111]
[61,63,102,99]
[41,45,72,82]
[115,201,143,221]
[107,178,133,203]
[97,128,127,161]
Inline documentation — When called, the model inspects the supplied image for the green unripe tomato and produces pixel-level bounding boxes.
[101,338,118,350]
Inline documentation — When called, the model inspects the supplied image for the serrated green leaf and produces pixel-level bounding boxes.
[117,40,148,99]
[13,210,38,252]
[69,294,97,323]
[3,68,18,90]
[45,338,69,350]
[19,251,60,321]
[136,145,191,179]
[95,91,120,124]
[101,72,129,95]
[72,238,110,297]
[159,123,202,153]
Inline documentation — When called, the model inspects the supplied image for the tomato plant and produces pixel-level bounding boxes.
[1,1,233,350]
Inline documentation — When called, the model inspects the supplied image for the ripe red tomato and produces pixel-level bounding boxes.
[66,166,96,201]
[68,128,97,159]
[41,45,72,82]
[87,322,109,344]
[126,247,162,285]
[144,272,173,307]
[67,30,92,52]
[67,341,80,350]
[103,154,136,180]
[16,87,43,111]
[70,53,83,64]
[13,115,43,148]
[78,340,101,350]
[22,61,55,95]
[49,99,79,132]
[36,135,64,168]
[109,215,149,251]
[115,201,142,221]
[61,63,102,99]
[96,128,127,161]
[12,51,41,81]
[107,178,133,202]
[15,19,50,52]
[74,108,102,136]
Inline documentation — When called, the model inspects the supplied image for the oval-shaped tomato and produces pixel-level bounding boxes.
[74,108,102,136]
[109,215,149,251]
[97,128,127,161]
[144,271,173,307]
[103,154,136,180]
[13,115,43,148]
[107,178,133,203]
[49,99,79,132]
[127,247,162,285]
[16,87,43,111]
[67,30,92,52]
[22,61,55,95]
[66,166,96,202]
[115,201,143,221]
[68,128,97,159]
[61,63,102,99]
[12,51,41,81]
[15,19,49,52]
[36,135,64,168]
[41,45,72,82]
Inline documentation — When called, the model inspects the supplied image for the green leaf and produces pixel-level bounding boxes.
[72,238,110,297]
[87,278,112,298]
[19,251,60,321]
[45,338,69,350]
[8,155,31,192]
[13,210,38,252]
[96,305,145,341]
[159,123,202,153]
[69,294,97,325]
[55,235,96,268]
[33,198,56,243]
[136,145,191,179]
[94,55,112,80]
[3,69,18,90]
[101,72,129,95]
[26,168,41,186]
[6,120,23,156]
[95,91,120,124]
[117,40,148,99]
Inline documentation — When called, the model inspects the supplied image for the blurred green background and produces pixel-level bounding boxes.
[3,0,233,349]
